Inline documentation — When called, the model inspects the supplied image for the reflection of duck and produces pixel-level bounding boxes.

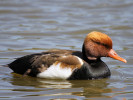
[7,31,126,79]
[10,73,111,99]
[70,79,111,98]
[10,73,72,89]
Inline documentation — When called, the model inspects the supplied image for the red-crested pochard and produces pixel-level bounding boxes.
[7,31,126,80]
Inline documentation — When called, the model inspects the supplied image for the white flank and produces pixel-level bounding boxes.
[37,63,73,79]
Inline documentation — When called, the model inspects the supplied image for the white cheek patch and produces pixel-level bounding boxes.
[37,62,73,79]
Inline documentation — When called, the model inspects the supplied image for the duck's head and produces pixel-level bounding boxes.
[83,31,127,63]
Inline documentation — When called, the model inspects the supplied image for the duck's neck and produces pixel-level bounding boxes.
[82,44,98,63]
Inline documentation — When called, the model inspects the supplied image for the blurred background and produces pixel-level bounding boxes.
[0,0,133,100]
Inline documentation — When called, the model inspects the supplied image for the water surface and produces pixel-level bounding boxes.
[0,0,133,100]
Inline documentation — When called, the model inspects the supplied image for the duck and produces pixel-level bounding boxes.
[7,31,127,80]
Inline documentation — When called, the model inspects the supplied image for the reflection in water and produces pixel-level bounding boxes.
[9,73,131,100]
[10,73,72,89]
[70,79,111,98]
[9,73,112,99]
[9,73,85,99]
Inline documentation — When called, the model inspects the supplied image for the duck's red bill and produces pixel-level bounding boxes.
[107,49,127,63]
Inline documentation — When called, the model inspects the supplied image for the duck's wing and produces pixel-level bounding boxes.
[8,49,83,77]
[8,52,60,77]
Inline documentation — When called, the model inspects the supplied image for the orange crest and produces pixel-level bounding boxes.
[84,31,112,49]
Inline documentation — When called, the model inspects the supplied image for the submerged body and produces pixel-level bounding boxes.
[8,31,126,80]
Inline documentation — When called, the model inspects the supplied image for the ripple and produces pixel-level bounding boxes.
[0,0,133,100]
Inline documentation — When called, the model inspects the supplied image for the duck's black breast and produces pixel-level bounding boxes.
[88,59,111,79]
[8,49,83,77]
[68,59,111,80]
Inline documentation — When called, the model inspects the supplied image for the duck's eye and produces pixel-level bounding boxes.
[94,41,109,48]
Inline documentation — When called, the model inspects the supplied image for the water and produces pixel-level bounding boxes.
[0,0,133,99]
